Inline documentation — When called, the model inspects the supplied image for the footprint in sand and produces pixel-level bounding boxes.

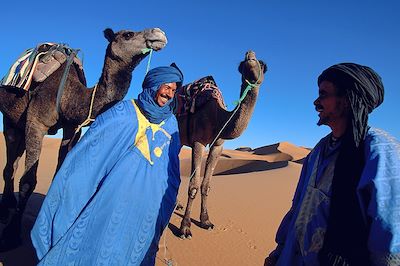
[247,240,257,250]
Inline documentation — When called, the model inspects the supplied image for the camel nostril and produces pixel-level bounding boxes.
[245,51,256,61]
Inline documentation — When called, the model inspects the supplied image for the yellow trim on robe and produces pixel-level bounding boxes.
[131,100,172,165]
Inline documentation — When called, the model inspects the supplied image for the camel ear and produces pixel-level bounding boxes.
[104,28,115,42]
[259,60,268,73]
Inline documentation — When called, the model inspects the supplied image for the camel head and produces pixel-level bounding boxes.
[103,28,167,66]
[238,51,267,85]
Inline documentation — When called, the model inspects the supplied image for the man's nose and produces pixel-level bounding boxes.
[313,97,319,106]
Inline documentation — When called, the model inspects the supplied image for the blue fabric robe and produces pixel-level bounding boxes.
[31,100,181,265]
[270,127,400,265]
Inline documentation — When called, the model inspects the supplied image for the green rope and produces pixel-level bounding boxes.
[233,84,253,106]
[233,59,262,106]
[141,48,153,74]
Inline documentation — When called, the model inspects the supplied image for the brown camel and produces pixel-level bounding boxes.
[178,51,267,238]
[0,27,167,249]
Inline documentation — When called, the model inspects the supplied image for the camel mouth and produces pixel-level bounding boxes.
[143,28,168,51]
[146,39,167,51]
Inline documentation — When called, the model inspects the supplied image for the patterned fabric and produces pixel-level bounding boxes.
[176,76,226,117]
[31,100,181,265]
[1,43,84,91]
[294,142,339,260]
[371,252,400,266]
[269,127,400,266]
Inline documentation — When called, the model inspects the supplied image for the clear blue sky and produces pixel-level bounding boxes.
[1,1,399,149]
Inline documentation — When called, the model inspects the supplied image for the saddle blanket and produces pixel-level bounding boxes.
[1,43,84,91]
[176,75,226,117]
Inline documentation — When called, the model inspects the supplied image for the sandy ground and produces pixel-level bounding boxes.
[0,134,308,266]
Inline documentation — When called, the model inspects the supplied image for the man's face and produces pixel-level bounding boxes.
[314,80,350,128]
[155,82,177,107]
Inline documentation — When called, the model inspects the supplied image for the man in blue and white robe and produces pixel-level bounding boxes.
[31,65,184,265]
[265,63,400,266]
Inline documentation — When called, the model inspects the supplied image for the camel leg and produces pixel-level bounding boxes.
[17,120,48,214]
[1,119,47,248]
[0,121,41,251]
[54,126,81,175]
[179,141,205,239]
[200,139,223,230]
[0,118,26,222]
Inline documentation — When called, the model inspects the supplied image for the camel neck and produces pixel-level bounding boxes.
[96,56,134,102]
[220,83,259,139]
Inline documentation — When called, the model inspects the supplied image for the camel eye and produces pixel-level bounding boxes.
[123,32,135,40]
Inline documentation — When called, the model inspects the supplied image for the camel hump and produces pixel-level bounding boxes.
[1,43,85,90]
[176,76,227,116]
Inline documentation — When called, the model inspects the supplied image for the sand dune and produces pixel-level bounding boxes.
[0,133,308,265]
[180,141,309,176]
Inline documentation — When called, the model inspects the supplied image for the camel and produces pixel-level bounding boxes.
[0,27,167,249]
[178,51,267,238]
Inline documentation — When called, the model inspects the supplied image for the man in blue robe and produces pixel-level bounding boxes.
[265,63,400,265]
[31,65,184,265]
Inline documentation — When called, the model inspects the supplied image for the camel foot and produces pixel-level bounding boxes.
[179,225,192,240]
[179,218,192,239]
[179,234,192,240]
[200,213,214,230]
[199,221,215,230]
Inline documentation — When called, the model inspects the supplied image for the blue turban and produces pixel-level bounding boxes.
[137,65,184,123]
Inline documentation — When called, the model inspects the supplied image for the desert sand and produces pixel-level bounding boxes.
[0,134,308,266]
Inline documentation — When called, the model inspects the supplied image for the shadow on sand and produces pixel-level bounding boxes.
[215,160,288,175]
[180,158,290,177]
[0,192,45,266]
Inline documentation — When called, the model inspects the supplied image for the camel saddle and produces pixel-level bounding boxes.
[0,43,85,91]
[176,76,226,117]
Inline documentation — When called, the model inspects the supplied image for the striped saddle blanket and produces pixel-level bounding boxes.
[176,76,226,116]
[1,43,85,91]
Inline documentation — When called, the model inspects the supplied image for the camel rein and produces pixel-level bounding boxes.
[141,48,154,74]
[56,48,79,114]
[75,84,98,134]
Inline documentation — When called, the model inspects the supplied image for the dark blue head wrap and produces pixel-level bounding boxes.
[318,63,384,146]
[137,65,184,123]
